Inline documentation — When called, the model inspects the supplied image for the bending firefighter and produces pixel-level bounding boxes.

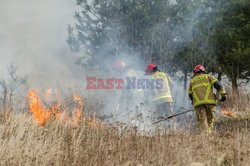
[112,60,143,111]
[188,65,227,132]
[145,64,175,127]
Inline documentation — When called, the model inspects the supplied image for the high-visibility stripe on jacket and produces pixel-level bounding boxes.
[153,72,173,103]
[188,73,226,108]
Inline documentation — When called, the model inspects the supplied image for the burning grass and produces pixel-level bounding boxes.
[0,91,249,165]
[26,89,95,127]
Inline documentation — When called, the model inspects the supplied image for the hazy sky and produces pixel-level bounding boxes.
[0,0,83,88]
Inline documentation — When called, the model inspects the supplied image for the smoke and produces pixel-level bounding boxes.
[0,0,84,90]
[0,0,194,130]
[66,1,200,129]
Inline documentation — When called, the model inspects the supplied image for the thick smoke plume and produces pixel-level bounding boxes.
[0,0,83,90]
[0,0,193,130]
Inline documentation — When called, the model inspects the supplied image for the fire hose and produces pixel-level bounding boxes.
[153,100,238,125]
[153,108,194,125]
[98,100,237,123]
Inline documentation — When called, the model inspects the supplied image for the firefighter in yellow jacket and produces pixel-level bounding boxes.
[189,65,227,132]
[112,60,143,111]
[145,64,175,125]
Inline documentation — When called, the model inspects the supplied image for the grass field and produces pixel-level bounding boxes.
[0,92,249,166]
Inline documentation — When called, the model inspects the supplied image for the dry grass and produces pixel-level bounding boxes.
[0,93,250,166]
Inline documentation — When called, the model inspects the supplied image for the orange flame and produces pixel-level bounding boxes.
[222,110,238,119]
[73,94,84,125]
[44,88,52,100]
[49,103,61,119]
[74,94,84,108]
[27,89,50,126]
[73,109,83,125]
[27,89,86,127]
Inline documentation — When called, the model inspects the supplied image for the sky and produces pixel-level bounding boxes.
[0,0,83,89]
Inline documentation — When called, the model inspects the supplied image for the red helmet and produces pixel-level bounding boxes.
[193,64,206,74]
[113,60,126,69]
[145,64,156,75]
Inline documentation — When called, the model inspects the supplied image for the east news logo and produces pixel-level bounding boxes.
[86,77,164,89]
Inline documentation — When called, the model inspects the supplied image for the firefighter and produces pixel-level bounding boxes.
[112,60,143,112]
[188,64,227,133]
[145,64,175,128]
[112,60,136,78]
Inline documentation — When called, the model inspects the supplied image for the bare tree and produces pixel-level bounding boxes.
[0,64,27,109]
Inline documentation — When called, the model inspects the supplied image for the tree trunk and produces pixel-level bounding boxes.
[183,71,188,104]
[216,72,222,98]
[217,72,222,82]
[232,62,239,95]
[232,76,238,94]
[184,71,188,91]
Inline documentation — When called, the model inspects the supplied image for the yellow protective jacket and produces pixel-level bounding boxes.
[153,71,173,104]
[188,73,226,108]
[125,69,144,97]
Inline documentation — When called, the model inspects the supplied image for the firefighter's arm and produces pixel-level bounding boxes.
[127,70,144,96]
[209,75,227,100]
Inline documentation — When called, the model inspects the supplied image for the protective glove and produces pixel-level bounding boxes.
[220,95,227,102]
